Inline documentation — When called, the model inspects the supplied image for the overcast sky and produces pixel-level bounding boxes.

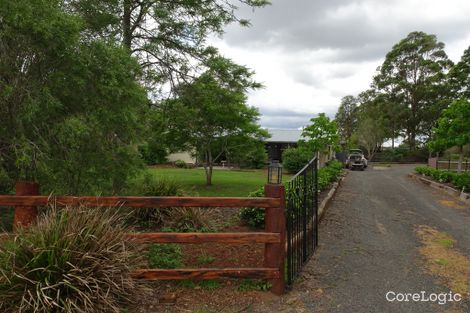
[209,0,470,129]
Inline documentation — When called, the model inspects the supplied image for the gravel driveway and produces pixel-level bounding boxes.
[254,164,470,313]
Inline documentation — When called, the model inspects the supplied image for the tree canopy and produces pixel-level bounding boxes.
[69,0,270,95]
[449,46,470,101]
[162,57,267,185]
[429,100,470,171]
[300,113,339,153]
[373,31,453,149]
[0,0,150,194]
[335,95,358,146]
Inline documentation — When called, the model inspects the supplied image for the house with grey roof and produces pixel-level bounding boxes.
[266,129,304,162]
[167,128,304,165]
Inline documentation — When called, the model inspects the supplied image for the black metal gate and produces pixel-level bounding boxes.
[285,156,318,286]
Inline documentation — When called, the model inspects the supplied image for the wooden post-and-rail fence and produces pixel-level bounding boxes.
[0,181,287,295]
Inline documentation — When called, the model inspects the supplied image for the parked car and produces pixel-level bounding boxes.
[346,149,368,171]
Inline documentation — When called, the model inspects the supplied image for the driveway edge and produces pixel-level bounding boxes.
[319,172,347,220]
[408,173,470,205]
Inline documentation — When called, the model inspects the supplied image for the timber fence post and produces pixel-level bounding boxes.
[264,184,286,295]
[13,181,39,230]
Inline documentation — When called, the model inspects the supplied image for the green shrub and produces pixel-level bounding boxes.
[162,207,212,232]
[127,174,184,228]
[174,160,188,168]
[0,205,148,312]
[148,243,183,269]
[317,160,343,191]
[138,142,168,165]
[282,147,313,174]
[241,144,268,169]
[239,188,265,229]
[0,167,13,194]
[453,173,470,190]
[131,173,184,197]
[415,166,470,190]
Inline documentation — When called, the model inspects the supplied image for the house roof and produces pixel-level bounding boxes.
[266,129,303,143]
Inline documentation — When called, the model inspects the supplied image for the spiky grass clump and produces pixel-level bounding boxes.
[0,205,149,312]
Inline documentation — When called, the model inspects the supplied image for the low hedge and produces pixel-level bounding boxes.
[415,166,470,190]
[318,160,343,192]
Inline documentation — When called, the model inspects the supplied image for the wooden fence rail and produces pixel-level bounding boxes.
[0,181,286,295]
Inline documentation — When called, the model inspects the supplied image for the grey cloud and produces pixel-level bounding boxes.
[260,115,310,129]
[290,68,323,86]
[259,107,337,128]
[227,0,470,63]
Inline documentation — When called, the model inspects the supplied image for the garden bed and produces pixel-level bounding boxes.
[414,166,470,191]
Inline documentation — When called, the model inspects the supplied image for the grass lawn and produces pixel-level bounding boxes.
[0,168,290,229]
[145,167,291,197]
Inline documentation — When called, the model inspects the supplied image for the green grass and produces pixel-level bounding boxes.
[434,258,449,266]
[0,207,13,232]
[237,279,272,291]
[196,254,215,266]
[437,239,454,248]
[144,168,291,197]
[177,279,221,290]
[148,244,183,269]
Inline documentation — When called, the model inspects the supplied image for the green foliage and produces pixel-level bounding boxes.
[317,160,343,191]
[282,147,313,174]
[129,173,184,197]
[0,206,148,312]
[199,280,221,290]
[239,188,265,229]
[148,244,183,269]
[300,113,339,153]
[415,167,470,190]
[449,46,470,99]
[163,56,266,185]
[348,90,390,159]
[126,174,184,228]
[0,208,14,232]
[0,0,148,195]
[70,0,269,95]
[224,137,268,169]
[0,168,13,194]
[238,279,272,291]
[430,100,470,152]
[335,95,358,145]
[373,31,453,149]
[162,208,212,233]
[138,143,168,165]
[196,255,216,266]
[453,173,470,190]
[174,160,189,168]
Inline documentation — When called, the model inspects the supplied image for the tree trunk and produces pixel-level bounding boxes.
[204,148,213,186]
[458,145,463,173]
[122,0,132,50]
[409,131,416,151]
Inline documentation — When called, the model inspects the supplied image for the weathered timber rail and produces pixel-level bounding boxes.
[0,181,287,295]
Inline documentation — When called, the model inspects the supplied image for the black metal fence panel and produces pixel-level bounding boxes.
[285,157,318,287]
